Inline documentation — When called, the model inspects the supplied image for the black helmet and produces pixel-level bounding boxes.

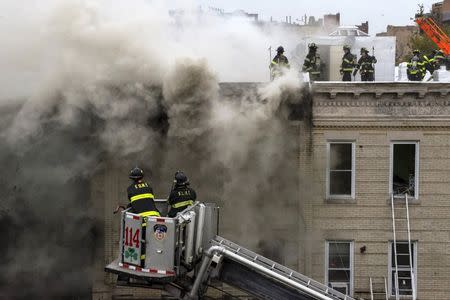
[277,46,284,53]
[308,43,317,49]
[413,49,420,55]
[174,171,189,185]
[343,45,351,50]
[360,47,368,54]
[129,167,144,180]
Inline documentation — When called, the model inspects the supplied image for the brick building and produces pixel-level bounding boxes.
[300,82,450,299]
[93,82,450,299]
[376,25,418,64]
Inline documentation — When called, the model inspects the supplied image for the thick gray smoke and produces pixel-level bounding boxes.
[0,1,305,298]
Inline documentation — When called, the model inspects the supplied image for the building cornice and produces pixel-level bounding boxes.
[312,82,450,100]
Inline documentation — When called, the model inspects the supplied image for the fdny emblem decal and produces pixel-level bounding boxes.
[153,224,167,241]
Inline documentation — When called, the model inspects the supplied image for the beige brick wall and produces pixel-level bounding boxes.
[304,84,450,300]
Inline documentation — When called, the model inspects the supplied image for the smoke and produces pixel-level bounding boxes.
[0,0,307,298]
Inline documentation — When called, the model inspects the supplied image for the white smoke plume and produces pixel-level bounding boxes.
[0,0,307,298]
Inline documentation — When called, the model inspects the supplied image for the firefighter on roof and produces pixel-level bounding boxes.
[127,167,161,217]
[302,43,322,81]
[354,47,377,81]
[340,45,357,81]
[270,46,290,80]
[407,49,426,81]
[167,171,197,218]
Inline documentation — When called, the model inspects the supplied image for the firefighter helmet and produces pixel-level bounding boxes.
[129,167,144,180]
[413,49,420,55]
[277,46,284,53]
[174,171,189,185]
[343,45,351,50]
[308,43,317,49]
[360,47,368,54]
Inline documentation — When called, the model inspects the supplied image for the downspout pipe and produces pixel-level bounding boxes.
[187,246,338,300]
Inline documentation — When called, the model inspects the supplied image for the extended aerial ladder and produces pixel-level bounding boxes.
[105,201,355,300]
[415,9,450,55]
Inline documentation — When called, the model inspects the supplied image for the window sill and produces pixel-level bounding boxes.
[325,197,356,204]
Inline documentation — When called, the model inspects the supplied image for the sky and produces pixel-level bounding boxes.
[173,0,440,35]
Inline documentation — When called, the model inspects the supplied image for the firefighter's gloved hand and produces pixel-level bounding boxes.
[113,205,126,214]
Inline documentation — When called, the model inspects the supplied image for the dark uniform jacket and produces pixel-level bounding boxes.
[407,55,426,77]
[127,181,160,217]
[341,52,356,73]
[302,52,321,75]
[355,55,377,74]
[270,54,290,79]
[167,185,197,217]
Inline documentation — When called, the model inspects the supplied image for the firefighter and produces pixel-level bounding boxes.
[407,50,426,81]
[127,167,161,217]
[302,43,322,81]
[167,171,197,218]
[270,46,290,80]
[432,49,446,71]
[353,47,377,81]
[340,45,356,81]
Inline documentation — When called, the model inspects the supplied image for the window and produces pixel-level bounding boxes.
[326,142,355,198]
[390,142,419,198]
[389,241,417,296]
[325,241,353,296]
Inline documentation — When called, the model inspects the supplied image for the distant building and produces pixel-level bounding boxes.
[324,13,341,32]
[432,1,444,23]
[357,21,369,35]
[223,9,259,22]
[443,0,450,23]
[377,25,418,64]
[429,0,450,24]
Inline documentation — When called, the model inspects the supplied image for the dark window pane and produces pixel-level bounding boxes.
[330,144,352,170]
[396,243,411,254]
[391,243,414,267]
[393,144,416,196]
[329,243,350,268]
[392,271,412,295]
[329,270,351,282]
[330,171,351,195]
[332,286,348,295]
[397,254,412,267]
[329,255,350,268]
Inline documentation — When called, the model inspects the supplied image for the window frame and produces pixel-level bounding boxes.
[326,141,356,199]
[388,241,418,297]
[325,240,354,296]
[389,141,420,199]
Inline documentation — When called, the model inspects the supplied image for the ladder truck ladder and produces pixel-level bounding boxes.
[415,16,450,55]
[390,193,416,300]
[190,236,356,300]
